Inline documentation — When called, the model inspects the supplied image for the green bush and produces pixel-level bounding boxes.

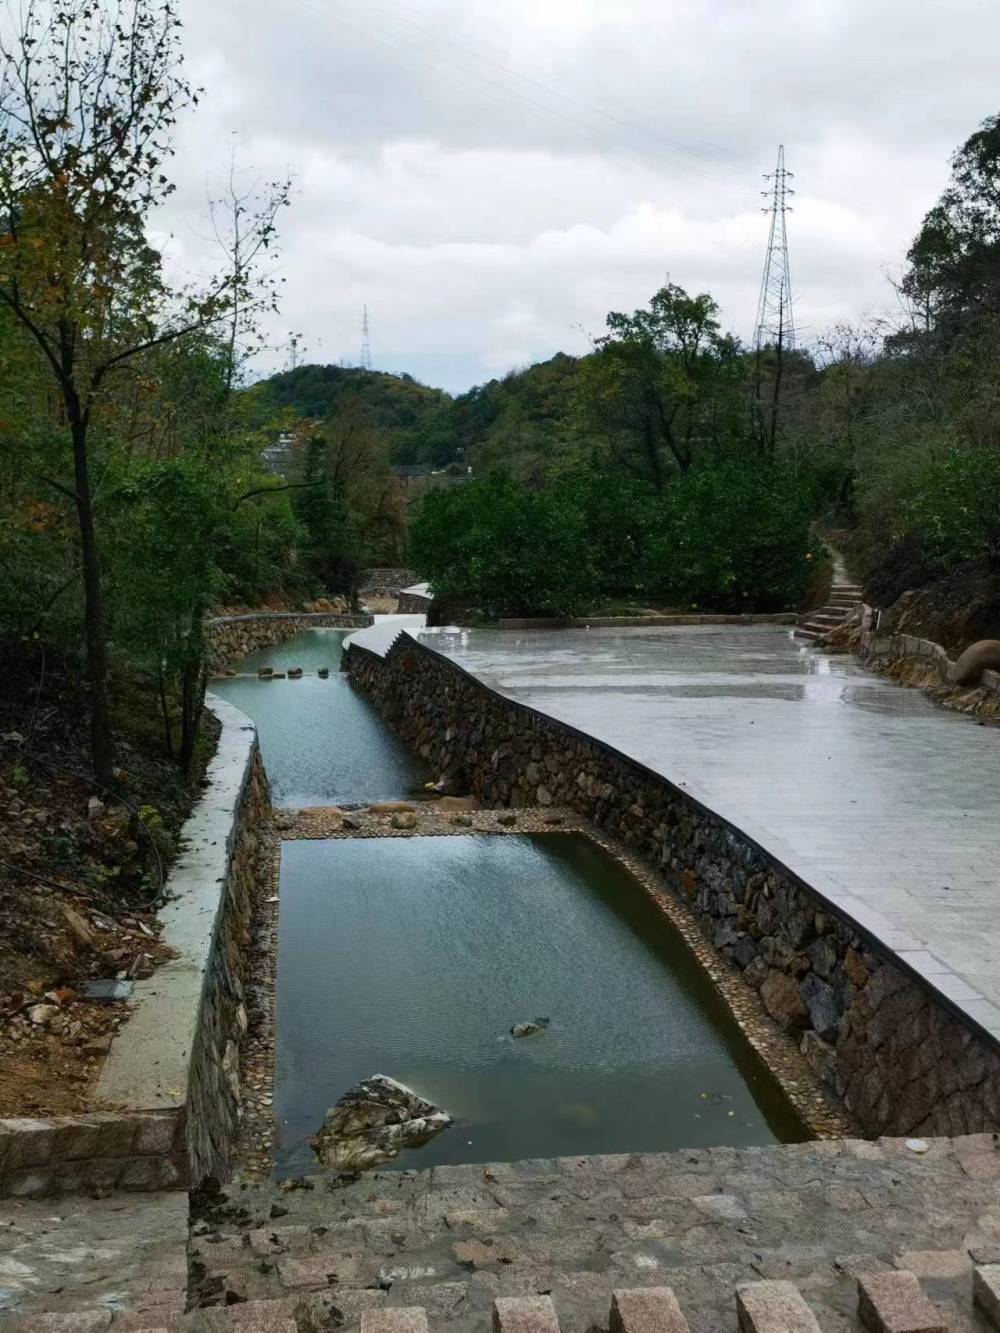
[410,463,818,618]
[904,446,1000,570]
[409,473,597,617]
[644,462,819,613]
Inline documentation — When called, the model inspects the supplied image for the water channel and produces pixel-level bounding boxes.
[211,629,807,1176]
[210,629,429,806]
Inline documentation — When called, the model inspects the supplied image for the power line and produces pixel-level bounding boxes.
[363,0,742,169]
[286,0,752,196]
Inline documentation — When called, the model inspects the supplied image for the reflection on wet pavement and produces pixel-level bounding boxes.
[419,624,1000,1012]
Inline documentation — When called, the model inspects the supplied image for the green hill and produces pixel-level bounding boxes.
[253,364,458,467]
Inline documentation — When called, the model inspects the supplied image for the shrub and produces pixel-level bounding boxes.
[905,446,1000,570]
[409,473,597,616]
[645,463,819,613]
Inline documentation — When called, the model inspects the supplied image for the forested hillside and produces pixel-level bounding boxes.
[254,364,457,467]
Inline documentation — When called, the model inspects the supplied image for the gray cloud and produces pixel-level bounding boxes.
[156,0,1000,391]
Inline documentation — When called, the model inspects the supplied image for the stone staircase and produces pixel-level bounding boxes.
[796,560,863,642]
[6,1136,1000,1331]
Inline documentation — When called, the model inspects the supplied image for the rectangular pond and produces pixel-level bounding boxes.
[274,832,807,1176]
[209,630,429,807]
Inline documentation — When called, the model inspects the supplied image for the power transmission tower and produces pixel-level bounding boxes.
[360,305,373,371]
[755,145,795,351]
[753,146,795,453]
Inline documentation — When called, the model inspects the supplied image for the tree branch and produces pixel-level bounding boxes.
[230,480,324,510]
[39,473,79,503]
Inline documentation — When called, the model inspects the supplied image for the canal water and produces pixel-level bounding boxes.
[216,629,806,1176]
[275,831,805,1175]
[209,629,429,806]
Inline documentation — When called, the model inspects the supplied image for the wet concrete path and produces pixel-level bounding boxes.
[409,624,1000,1035]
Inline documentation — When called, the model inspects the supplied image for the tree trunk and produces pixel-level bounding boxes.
[178,660,205,774]
[71,418,116,788]
[157,661,174,761]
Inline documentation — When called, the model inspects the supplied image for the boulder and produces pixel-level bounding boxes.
[288,667,304,679]
[947,640,1000,686]
[435,796,479,812]
[257,667,274,678]
[391,811,418,830]
[318,667,330,679]
[369,801,416,814]
[310,1075,452,1171]
[511,1017,550,1038]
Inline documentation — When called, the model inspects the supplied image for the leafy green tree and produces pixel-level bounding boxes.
[293,433,360,594]
[105,460,221,765]
[904,113,1000,335]
[577,285,746,489]
[0,0,288,783]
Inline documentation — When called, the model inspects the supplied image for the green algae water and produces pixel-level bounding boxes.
[209,630,429,807]
[274,832,806,1176]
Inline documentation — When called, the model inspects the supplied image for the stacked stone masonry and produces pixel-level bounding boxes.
[360,568,419,597]
[398,589,436,615]
[205,612,372,673]
[860,623,1000,698]
[346,633,1000,1139]
[185,749,270,1185]
[0,1110,184,1199]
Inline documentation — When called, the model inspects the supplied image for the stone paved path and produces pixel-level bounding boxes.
[0,1190,188,1324]
[8,1137,1000,1329]
[188,1136,1000,1331]
[413,624,1000,1038]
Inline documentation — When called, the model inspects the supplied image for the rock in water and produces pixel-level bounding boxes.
[511,1017,550,1038]
[310,1075,453,1171]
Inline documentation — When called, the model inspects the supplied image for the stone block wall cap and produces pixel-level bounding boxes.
[857,1270,948,1333]
[611,1286,690,1333]
[736,1280,821,1333]
[973,1265,1000,1327]
[493,1295,561,1333]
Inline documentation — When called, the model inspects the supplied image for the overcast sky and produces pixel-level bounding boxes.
[159,0,1000,394]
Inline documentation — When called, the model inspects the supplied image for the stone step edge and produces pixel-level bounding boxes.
[11,1263,991,1332]
[0,1110,183,1199]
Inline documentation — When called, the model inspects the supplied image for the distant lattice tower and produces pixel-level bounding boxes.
[360,305,373,371]
[754,145,795,353]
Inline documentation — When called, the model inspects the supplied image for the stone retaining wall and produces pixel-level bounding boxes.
[184,747,269,1183]
[398,586,435,615]
[858,615,1000,698]
[0,1110,184,1199]
[346,633,1000,1139]
[205,611,372,673]
[360,567,417,596]
[0,699,269,1198]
